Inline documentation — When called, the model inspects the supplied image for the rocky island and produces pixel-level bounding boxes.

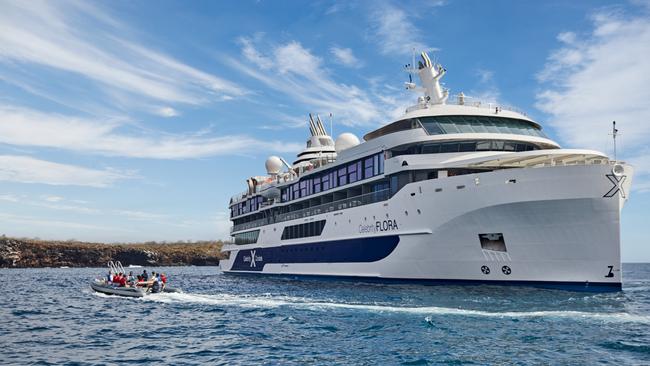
[0,236,226,268]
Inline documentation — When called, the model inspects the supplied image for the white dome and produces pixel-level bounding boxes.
[335,133,360,153]
[265,156,283,175]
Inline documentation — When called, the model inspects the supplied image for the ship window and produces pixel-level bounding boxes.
[313,177,321,193]
[338,167,347,186]
[281,220,326,240]
[422,144,440,154]
[479,233,507,252]
[459,142,476,152]
[419,115,546,137]
[233,230,260,245]
[364,157,374,179]
[322,174,330,191]
[390,140,540,156]
[440,143,459,153]
[300,180,308,197]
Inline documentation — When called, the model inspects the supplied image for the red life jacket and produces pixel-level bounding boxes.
[160,274,167,284]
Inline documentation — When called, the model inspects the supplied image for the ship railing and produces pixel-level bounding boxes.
[231,188,391,233]
[406,95,528,116]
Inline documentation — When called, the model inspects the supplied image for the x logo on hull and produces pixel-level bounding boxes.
[604,174,627,199]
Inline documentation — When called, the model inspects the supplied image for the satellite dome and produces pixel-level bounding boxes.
[265,156,283,175]
[335,133,360,153]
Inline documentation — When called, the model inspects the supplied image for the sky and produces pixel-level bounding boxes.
[0,0,648,260]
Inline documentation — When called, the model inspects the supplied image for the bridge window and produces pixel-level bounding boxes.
[419,115,546,138]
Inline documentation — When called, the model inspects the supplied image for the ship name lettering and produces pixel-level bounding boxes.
[376,219,398,232]
[359,224,375,233]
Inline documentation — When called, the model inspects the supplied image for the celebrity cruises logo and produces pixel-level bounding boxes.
[243,250,263,267]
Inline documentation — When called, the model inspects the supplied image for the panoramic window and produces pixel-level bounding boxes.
[281,220,326,240]
[390,140,541,157]
[419,116,546,138]
[233,230,260,245]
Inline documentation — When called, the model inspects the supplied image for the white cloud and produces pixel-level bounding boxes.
[114,210,168,221]
[0,212,128,233]
[231,38,406,127]
[154,107,179,118]
[0,194,19,202]
[0,1,245,114]
[0,105,303,158]
[330,46,362,68]
[370,2,432,56]
[468,68,501,105]
[0,155,133,187]
[535,8,650,190]
[43,195,63,202]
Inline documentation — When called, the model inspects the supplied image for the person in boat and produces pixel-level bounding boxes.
[126,271,135,286]
[141,270,149,281]
[112,272,122,285]
[160,273,167,284]
[106,270,113,284]
[117,273,127,287]
[150,274,161,293]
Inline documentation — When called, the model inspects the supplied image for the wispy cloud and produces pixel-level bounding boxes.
[153,107,180,118]
[0,194,20,202]
[0,105,302,158]
[43,195,64,202]
[230,37,407,127]
[0,1,245,115]
[468,68,501,104]
[0,155,134,187]
[536,7,650,190]
[369,2,435,56]
[330,46,363,68]
[0,212,129,233]
[113,209,168,221]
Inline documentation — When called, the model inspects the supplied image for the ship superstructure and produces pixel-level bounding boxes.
[220,52,633,291]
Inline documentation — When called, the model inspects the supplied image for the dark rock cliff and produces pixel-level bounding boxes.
[0,237,226,268]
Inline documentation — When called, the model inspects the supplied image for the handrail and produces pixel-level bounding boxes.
[406,95,528,116]
[231,188,391,233]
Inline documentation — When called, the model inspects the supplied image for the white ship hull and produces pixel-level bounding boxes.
[220,163,632,292]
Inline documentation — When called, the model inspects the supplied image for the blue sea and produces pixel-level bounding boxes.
[1,265,650,365]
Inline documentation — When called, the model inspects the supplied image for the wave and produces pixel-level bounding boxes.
[142,292,650,324]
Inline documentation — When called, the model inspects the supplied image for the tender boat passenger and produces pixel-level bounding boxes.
[141,270,149,281]
[150,275,161,293]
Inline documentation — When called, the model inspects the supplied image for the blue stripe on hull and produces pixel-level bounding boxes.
[230,235,400,271]
[223,271,623,293]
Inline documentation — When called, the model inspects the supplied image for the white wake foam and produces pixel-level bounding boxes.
[142,292,650,324]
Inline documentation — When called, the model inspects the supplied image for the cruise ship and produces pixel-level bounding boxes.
[220,52,633,292]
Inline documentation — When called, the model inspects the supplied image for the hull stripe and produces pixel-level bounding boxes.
[230,235,400,271]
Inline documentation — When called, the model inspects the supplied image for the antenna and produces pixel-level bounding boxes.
[609,121,619,161]
[412,47,415,74]
[329,113,333,137]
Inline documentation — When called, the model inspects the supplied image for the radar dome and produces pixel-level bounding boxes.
[265,156,283,175]
[335,133,360,153]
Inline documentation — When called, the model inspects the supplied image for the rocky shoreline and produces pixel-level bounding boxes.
[0,237,226,268]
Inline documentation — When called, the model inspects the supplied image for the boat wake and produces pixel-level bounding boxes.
[142,292,650,324]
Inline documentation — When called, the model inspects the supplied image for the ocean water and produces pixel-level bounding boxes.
[1,265,649,365]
